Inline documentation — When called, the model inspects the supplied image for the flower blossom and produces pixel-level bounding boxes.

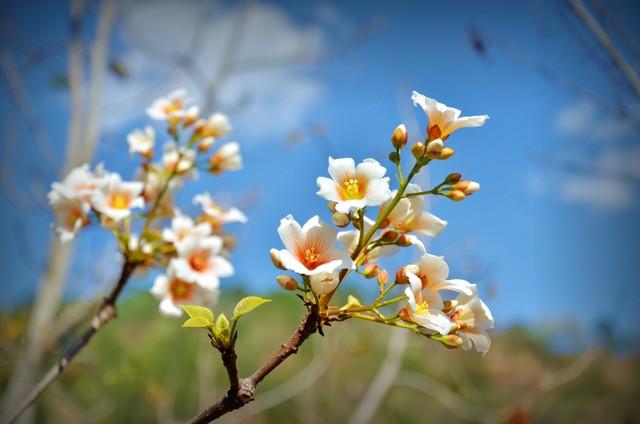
[150,262,218,317]
[49,195,91,242]
[162,211,212,248]
[273,215,353,276]
[196,113,231,139]
[403,278,453,335]
[209,142,242,174]
[91,173,145,221]
[171,235,233,290]
[49,163,107,202]
[403,254,476,296]
[147,89,190,121]
[388,184,447,237]
[162,143,196,174]
[316,157,391,214]
[447,293,494,354]
[127,126,155,158]
[193,192,247,226]
[411,90,488,141]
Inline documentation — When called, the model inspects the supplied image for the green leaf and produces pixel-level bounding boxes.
[233,296,272,320]
[182,316,212,329]
[181,305,214,324]
[340,294,362,311]
[216,313,231,346]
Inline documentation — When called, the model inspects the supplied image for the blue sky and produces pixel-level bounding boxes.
[1,0,639,342]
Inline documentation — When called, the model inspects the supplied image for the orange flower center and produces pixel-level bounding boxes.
[189,250,210,272]
[295,238,329,270]
[169,277,194,302]
[415,300,430,315]
[338,175,367,200]
[108,192,131,210]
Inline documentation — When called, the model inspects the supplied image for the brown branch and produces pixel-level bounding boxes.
[187,306,320,424]
[5,260,137,424]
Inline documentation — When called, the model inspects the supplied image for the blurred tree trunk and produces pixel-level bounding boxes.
[0,1,116,422]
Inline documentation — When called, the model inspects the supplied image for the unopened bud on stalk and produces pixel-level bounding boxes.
[381,230,398,243]
[411,142,426,159]
[388,151,400,164]
[398,307,412,322]
[362,263,379,279]
[270,248,285,270]
[438,147,455,160]
[438,334,463,349]
[332,211,350,227]
[396,266,411,284]
[198,136,215,153]
[377,269,389,285]
[445,173,462,184]
[276,275,298,291]
[391,124,408,149]
[465,181,480,195]
[426,139,444,158]
[448,190,466,201]
[396,234,412,247]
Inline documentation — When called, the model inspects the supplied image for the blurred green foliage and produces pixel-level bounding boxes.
[1,290,639,423]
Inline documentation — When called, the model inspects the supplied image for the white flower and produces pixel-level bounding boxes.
[48,163,107,202]
[49,196,90,242]
[448,293,494,354]
[274,215,353,276]
[150,261,218,317]
[162,143,196,174]
[91,173,145,221]
[391,184,447,237]
[317,157,391,214]
[404,254,476,296]
[193,192,247,226]
[209,142,242,174]
[172,235,233,290]
[309,272,339,295]
[404,279,453,335]
[196,113,231,138]
[147,89,190,121]
[411,90,489,141]
[127,126,155,158]
[162,211,212,247]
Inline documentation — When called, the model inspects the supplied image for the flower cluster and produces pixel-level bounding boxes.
[270,90,494,353]
[48,89,246,317]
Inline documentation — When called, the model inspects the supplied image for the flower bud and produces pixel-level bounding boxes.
[276,275,298,291]
[437,147,455,160]
[377,269,389,285]
[270,248,285,270]
[388,151,400,164]
[426,139,444,158]
[332,211,350,227]
[361,262,379,279]
[438,334,463,349]
[391,124,408,149]
[222,234,236,251]
[447,190,466,201]
[327,201,337,213]
[398,307,412,322]
[381,230,398,243]
[411,142,426,159]
[396,234,412,247]
[198,136,215,153]
[464,181,480,195]
[445,173,462,184]
[395,266,410,284]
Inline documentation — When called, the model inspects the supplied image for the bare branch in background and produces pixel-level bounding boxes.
[349,328,408,424]
[567,0,640,99]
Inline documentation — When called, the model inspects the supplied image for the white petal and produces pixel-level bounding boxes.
[277,215,303,253]
[356,158,386,180]
[414,310,454,335]
[211,256,234,278]
[448,115,489,132]
[316,177,341,202]
[419,254,450,284]
[431,279,476,296]
[278,249,311,275]
[460,328,491,354]
[335,199,367,214]
[364,178,392,206]
[328,157,356,181]
[309,272,339,295]
[412,212,447,237]
[159,298,183,317]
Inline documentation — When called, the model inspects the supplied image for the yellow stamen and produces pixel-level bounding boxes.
[109,192,131,210]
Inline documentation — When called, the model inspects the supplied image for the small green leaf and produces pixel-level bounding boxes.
[216,313,231,346]
[233,296,272,320]
[341,294,362,311]
[181,305,214,324]
[182,316,212,328]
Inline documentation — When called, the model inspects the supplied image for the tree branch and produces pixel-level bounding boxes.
[6,260,137,424]
[187,305,320,423]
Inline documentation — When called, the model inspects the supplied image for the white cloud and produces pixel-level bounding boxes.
[554,100,635,141]
[100,0,332,141]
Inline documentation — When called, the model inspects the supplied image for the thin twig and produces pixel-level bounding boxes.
[187,306,320,423]
[5,260,137,424]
